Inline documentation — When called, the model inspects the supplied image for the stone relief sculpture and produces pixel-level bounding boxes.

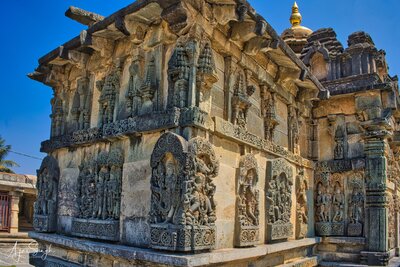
[33,156,60,232]
[71,149,124,241]
[266,158,294,242]
[71,78,91,132]
[388,193,396,249]
[334,125,346,160]
[261,87,279,142]
[196,42,218,110]
[50,95,65,137]
[347,172,365,236]
[149,132,219,252]
[231,71,256,129]
[288,106,300,154]
[296,169,308,239]
[235,154,259,247]
[126,55,144,117]
[168,42,192,109]
[97,63,122,126]
[315,172,345,236]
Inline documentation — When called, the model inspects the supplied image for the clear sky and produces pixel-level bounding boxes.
[0,0,398,174]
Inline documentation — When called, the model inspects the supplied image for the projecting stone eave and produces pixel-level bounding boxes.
[28,0,327,100]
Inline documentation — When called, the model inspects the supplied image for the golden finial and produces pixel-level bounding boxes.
[290,1,302,27]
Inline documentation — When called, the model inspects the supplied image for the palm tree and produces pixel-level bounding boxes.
[0,135,19,173]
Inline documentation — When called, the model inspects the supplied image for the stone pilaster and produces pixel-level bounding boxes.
[9,190,23,234]
[361,128,391,266]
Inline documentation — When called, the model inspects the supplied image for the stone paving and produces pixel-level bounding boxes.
[0,242,38,267]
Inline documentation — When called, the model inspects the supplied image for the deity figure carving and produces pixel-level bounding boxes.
[196,42,218,109]
[33,156,60,232]
[71,78,91,132]
[347,173,365,236]
[168,43,192,109]
[296,169,308,239]
[261,88,278,142]
[231,71,255,129]
[50,95,65,137]
[315,173,345,236]
[149,132,219,252]
[334,126,346,160]
[266,158,294,242]
[72,149,124,241]
[127,55,144,117]
[235,154,259,247]
[97,63,122,126]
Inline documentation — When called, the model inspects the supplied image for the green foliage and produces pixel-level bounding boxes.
[0,135,19,173]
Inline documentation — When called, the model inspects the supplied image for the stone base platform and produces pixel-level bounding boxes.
[317,237,366,263]
[71,217,119,241]
[29,232,320,267]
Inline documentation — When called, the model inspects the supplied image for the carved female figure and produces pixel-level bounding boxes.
[332,183,344,222]
[316,183,326,222]
[349,187,364,224]
[161,155,179,223]
[94,163,108,219]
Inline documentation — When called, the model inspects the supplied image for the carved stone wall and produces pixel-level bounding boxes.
[235,154,259,247]
[33,156,60,232]
[71,149,124,241]
[296,168,308,239]
[149,132,219,252]
[265,158,294,242]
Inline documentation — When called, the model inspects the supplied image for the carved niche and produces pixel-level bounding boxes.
[288,105,300,154]
[196,42,218,111]
[347,172,365,237]
[33,156,60,232]
[71,149,124,241]
[231,70,256,129]
[71,78,91,131]
[265,158,294,242]
[149,132,219,252]
[50,94,65,138]
[315,172,345,236]
[261,86,278,142]
[296,168,308,239]
[235,154,259,247]
[97,63,122,126]
[126,55,160,116]
[167,41,194,109]
[334,125,346,160]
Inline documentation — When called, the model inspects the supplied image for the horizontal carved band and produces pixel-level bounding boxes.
[315,222,345,236]
[71,218,120,241]
[266,223,293,241]
[237,226,259,247]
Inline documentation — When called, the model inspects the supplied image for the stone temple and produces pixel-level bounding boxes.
[28,1,400,266]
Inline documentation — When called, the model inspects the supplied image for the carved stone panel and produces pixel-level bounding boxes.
[235,154,259,247]
[347,172,365,237]
[296,168,308,239]
[231,71,255,129]
[265,158,294,242]
[71,149,124,241]
[33,156,60,232]
[315,172,345,236]
[149,132,219,252]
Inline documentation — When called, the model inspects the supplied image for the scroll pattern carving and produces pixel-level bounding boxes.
[266,158,294,242]
[149,132,219,252]
[33,156,60,232]
[235,154,259,247]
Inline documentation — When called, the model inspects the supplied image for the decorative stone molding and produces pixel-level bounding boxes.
[235,154,259,247]
[296,168,308,239]
[71,149,124,241]
[149,132,219,252]
[265,158,294,242]
[33,156,60,232]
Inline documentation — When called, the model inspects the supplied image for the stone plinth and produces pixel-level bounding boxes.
[347,222,363,237]
[33,214,57,233]
[267,223,293,242]
[150,224,216,252]
[236,225,259,247]
[316,222,344,236]
[71,218,119,241]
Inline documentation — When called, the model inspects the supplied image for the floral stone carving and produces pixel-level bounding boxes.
[265,158,294,242]
[235,154,259,247]
[315,173,345,236]
[296,169,308,239]
[33,156,60,232]
[71,149,124,241]
[149,132,219,252]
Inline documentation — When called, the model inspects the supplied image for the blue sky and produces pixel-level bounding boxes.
[0,0,398,174]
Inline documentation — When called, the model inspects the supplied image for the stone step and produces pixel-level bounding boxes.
[319,261,367,267]
[319,251,360,263]
[278,256,319,267]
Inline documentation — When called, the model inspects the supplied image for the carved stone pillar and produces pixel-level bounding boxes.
[9,190,23,234]
[361,129,391,266]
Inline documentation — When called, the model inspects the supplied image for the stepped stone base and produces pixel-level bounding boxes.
[317,237,365,263]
